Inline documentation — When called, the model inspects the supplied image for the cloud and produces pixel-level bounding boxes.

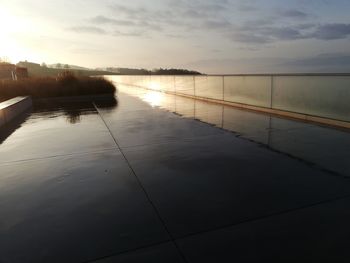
[195,3,227,13]
[186,53,350,74]
[89,1,232,36]
[229,22,350,44]
[68,26,106,35]
[70,2,350,44]
[237,4,258,12]
[230,24,307,44]
[203,20,231,29]
[109,3,176,30]
[281,53,350,72]
[113,30,145,37]
[89,16,135,26]
[242,19,274,28]
[312,23,350,40]
[164,33,187,38]
[168,0,231,20]
[229,32,271,44]
[280,9,309,18]
[264,27,305,40]
[88,14,163,34]
[295,23,315,30]
[170,0,229,12]
[110,4,147,18]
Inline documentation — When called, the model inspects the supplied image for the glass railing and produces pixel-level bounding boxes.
[107,74,350,122]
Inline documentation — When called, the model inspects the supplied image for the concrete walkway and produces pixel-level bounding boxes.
[0,88,350,262]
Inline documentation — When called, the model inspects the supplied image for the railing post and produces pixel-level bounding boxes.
[193,75,196,97]
[222,76,225,101]
[270,75,274,109]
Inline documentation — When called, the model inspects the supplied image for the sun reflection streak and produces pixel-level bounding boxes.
[118,84,165,108]
[141,91,164,107]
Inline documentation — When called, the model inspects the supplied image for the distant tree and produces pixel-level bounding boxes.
[56,63,62,69]
[0,56,11,64]
[64,64,70,69]
[41,62,47,68]
[152,68,201,75]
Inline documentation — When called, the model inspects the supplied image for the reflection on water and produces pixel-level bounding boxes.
[0,97,118,145]
[118,84,350,177]
[33,97,118,124]
[142,92,164,107]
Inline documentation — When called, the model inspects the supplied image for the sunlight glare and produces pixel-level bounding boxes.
[142,92,164,107]
[0,9,39,63]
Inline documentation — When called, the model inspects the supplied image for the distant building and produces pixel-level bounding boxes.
[15,67,28,79]
[17,61,40,68]
[0,63,28,80]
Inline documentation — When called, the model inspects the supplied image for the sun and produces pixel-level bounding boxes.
[0,10,18,62]
[0,37,23,64]
[0,8,37,63]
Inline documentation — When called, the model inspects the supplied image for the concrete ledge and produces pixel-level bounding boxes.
[0,97,32,127]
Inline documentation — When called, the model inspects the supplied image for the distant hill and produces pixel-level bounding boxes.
[98,67,202,75]
[100,68,150,75]
[17,61,114,77]
[16,61,202,77]
[153,68,202,75]
[48,63,92,71]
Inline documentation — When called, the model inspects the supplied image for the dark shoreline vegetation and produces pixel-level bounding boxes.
[0,72,116,102]
[104,67,202,75]
[15,61,202,77]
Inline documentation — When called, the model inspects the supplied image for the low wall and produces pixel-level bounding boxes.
[0,97,32,127]
[106,74,350,128]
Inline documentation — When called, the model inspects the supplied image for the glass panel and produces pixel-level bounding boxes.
[159,76,175,93]
[195,76,223,100]
[194,100,224,128]
[174,95,195,118]
[272,76,350,122]
[175,76,195,96]
[224,76,272,108]
[149,75,161,91]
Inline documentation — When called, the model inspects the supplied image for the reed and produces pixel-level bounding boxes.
[0,72,116,101]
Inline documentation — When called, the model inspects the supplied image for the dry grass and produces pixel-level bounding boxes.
[0,72,116,102]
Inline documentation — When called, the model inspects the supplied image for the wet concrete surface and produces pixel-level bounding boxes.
[94,242,185,263]
[0,151,168,263]
[177,196,350,263]
[0,86,350,262]
[122,134,350,238]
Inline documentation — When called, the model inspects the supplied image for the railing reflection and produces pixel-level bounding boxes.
[118,84,350,177]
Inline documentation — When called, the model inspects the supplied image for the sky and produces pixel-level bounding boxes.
[1,0,350,73]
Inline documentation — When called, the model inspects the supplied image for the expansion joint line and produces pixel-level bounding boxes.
[93,102,189,263]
